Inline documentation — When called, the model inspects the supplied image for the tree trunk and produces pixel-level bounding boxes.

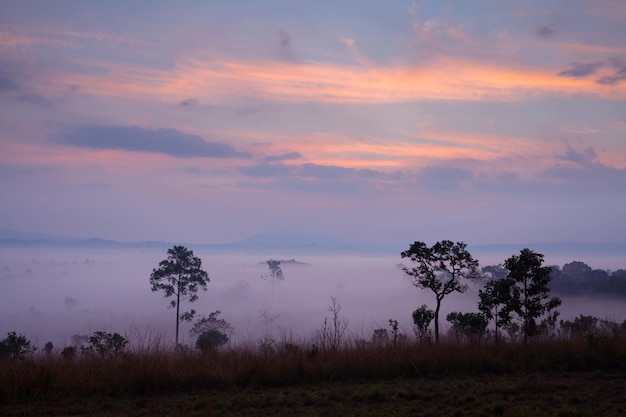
[523,275,528,344]
[434,297,442,343]
[175,275,181,346]
[175,293,180,346]
[494,305,499,344]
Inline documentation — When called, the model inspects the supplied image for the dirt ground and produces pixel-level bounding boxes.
[3,371,624,417]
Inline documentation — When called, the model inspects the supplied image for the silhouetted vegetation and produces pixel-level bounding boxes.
[150,246,210,345]
[1,321,625,407]
[550,261,626,296]
[412,304,434,343]
[80,331,129,357]
[0,332,34,360]
[503,249,562,342]
[190,310,234,352]
[401,240,481,342]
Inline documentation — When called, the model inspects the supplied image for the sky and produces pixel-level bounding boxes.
[1,0,625,245]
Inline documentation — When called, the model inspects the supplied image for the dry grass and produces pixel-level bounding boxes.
[2,336,625,405]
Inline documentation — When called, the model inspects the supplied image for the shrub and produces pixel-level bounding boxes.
[412,305,435,343]
[446,312,488,343]
[44,341,54,356]
[81,331,128,357]
[372,328,389,346]
[0,331,34,360]
[560,315,600,339]
[196,330,229,352]
[61,346,76,360]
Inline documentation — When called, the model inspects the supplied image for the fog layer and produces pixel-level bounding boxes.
[1,247,624,347]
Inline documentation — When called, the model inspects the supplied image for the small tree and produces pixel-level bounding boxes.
[388,319,401,345]
[261,259,284,300]
[320,296,348,351]
[81,331,128,357]
[412,304,435,343]
[446,312,488,343]
[478,277,517,343]
[504,248,561,343]
[44,341,54,356]
[371,328,389,346]
[0,332,34,360]
[190,310,233,351]
[401,240,481,342]
[262,259,284,283]
[150,245,210,346]
[560,314,600,339]
[196,330,229,352]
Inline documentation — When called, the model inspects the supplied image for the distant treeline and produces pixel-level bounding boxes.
[550,261,626,296]
[483,261,626,297]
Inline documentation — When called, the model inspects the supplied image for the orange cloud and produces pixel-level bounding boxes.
[49,52,625,107]
[0,30,66,48]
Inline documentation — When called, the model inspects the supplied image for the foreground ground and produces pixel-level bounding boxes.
[4,371,624,417]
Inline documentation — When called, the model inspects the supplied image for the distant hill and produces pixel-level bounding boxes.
[221,229,401,254]
[0,228,170,249]
[1,228,624,260]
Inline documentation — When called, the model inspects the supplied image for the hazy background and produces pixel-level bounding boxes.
[2,246,624,347]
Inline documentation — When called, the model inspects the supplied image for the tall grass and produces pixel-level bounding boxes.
[2,334,625,404]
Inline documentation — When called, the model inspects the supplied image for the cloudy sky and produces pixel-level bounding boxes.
[1,0,625,245]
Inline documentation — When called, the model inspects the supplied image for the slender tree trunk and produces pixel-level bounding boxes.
[523,275,528,344]
[434,297,442,343]
[175,294,180,346]
[494,305,499,344]
[175,276,181,346]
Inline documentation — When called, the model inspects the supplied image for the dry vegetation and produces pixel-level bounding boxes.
[2,335,625,416]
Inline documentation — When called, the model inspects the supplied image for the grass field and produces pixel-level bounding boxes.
[2,336,625,416]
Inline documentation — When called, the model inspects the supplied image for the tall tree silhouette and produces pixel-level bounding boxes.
[401,240,481,342]
[504,248,561,343]
[150,246,209,346]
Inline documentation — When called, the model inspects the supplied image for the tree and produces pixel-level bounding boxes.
[190,310,234,351]
[0,331,34,360]
[261,259,284,297]
[401,240,481,342]
[412,304,435,342]
[150,245,210,346]
[559,314,600,339]
[562,261,592,281]
[446,312,488,343]
[478,277,517,343]
[195,330,229,352]
[319,297,348,351]
[44,341,54,356]
[504,248,561,343]
[371,328,389,346]
[81,331,128,357]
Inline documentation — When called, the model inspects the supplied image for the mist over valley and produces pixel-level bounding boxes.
[2,230,624,348]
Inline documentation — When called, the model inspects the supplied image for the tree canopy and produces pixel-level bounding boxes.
[504,248,561,343]
[401,240,481,342]
[478,276,517,343]
[150,245,210,346]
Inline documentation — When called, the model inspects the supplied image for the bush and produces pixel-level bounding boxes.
[196,330,229,352]
[412,305,434,343]
[372,328,389,346]
[61,346,76,360]
[44,341,54,356]
[81,331,128,357]
[446,312,488,343]
[0,331,34,360]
